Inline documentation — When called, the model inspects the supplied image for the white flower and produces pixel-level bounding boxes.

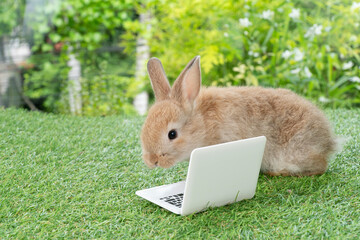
[293,48,304,62]
[304,67,312,78]
[350,35,357,42]
[319,96,330,103]
[239,18,252,27]
[244,31,249,35]
[289,8,300,19]
[351,2,360,11]
[291,68,301,74]
[224,32,229,37]
[325,26,332,32]
[343,61,354,70]
[248,51,259,57]
[261,10,274,20]
[281,50,292,59]
[349,76,360,83]
[282,48,303,61]
[305,24,323,39]
[313,25,323,35]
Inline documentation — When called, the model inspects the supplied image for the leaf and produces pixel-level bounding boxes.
[199,45,224,74]
[245,73,258,86]
[42,44,53,52]
[92,32,102,43]
[50,33,61,43]
[329,76,349,93]
[262,26,274,48]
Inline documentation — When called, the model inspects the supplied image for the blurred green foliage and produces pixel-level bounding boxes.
[80,58,140,116]
[0,0,26,37]
[23,0,140,115]
[23,53,68,111]
[2,0,360,115]
[125,0,360,107]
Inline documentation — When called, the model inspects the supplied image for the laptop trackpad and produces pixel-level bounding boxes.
[136,181,185,214]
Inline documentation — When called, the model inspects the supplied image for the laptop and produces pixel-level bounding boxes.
[136,136,267,216]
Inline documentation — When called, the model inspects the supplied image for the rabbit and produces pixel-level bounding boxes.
[140,56,337,176]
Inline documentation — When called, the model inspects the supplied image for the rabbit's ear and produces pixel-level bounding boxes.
[147,57,171,101]
[171,56,201,107]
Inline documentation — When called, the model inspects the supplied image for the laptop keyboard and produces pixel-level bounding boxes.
[160,193,184,208]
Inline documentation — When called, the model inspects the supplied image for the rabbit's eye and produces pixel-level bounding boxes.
[168,129,177,140]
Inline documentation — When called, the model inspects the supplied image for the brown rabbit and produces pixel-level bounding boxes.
[140,56,337,176]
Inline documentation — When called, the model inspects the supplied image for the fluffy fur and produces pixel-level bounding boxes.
[141,56,337,176]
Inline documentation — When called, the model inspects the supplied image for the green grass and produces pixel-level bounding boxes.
[0,108,359,239]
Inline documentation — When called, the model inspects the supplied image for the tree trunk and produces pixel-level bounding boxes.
[68,54,82,115]
[133,12,151,116]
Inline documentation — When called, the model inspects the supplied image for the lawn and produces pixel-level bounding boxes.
[0,108,359,238]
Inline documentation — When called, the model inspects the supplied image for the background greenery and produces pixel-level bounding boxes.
[21,0,139,114]
[0,108,359,238]
[1,0,359,115]
[131,0,360,107]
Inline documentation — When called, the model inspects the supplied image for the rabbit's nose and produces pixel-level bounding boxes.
[149,153,159,166]
[142,152,159,168]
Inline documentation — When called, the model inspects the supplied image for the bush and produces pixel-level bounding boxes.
[80,60,141,116]
[24,52,141,115]
[126,0,360,107]
[22,0,140,115]
[23,54,69,112]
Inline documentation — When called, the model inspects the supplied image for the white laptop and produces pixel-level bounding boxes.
[136,136,267,216]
